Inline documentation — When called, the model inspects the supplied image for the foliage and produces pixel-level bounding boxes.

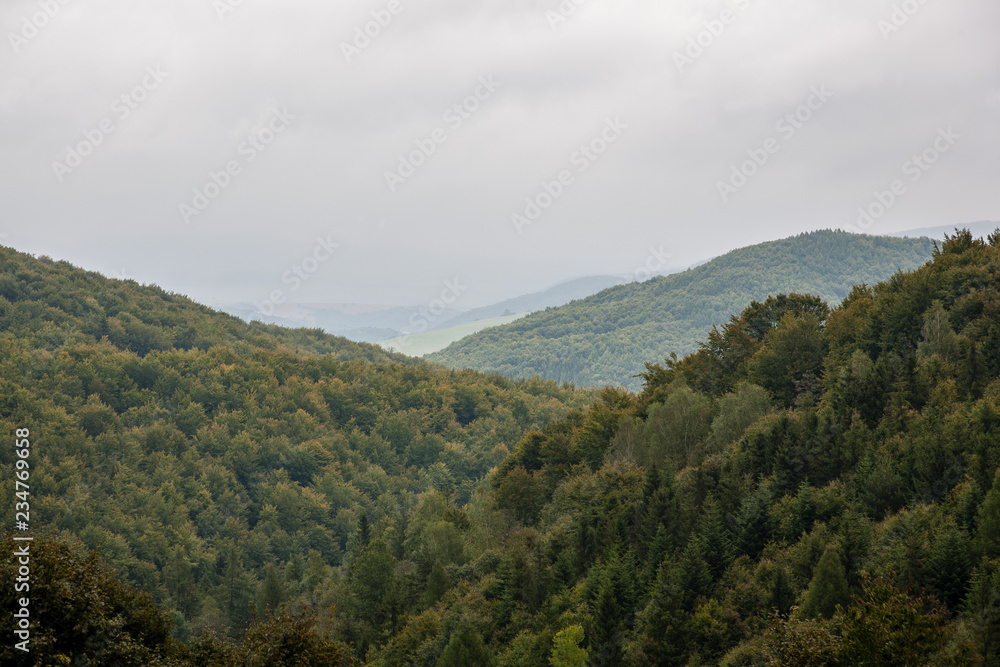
[6,228,1000,665]
[430,231,934,390]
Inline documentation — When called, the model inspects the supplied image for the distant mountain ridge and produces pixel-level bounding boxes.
[432,275,623,330]
[428,230,941,390]
[888,220,999,241]
[223,275,631,343]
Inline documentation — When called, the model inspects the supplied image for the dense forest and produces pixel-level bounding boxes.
[0,246,593,665]
[429,231,936,390]
[4,229,1000,665]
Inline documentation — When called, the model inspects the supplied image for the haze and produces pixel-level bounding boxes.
[2,0,997,313]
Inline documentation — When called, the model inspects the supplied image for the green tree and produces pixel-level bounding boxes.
[0,533,178,667]
[800,546,849,620]
[260,563,286,614]
[550,625,589,667]
[977,471,1000,559]
[350,540,398,636]
[644,380,713,470]
[836,573,945,666]
[435,618,493,667]
[710,381,771,446]
[748,312,828,406]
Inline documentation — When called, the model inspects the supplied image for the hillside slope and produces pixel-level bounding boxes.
[0,245,593,659]
[370,228,1000,666]
[428,231,936,390]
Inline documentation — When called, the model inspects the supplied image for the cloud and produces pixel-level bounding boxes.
[1,0,997,309]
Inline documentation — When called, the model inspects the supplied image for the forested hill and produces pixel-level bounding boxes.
[0,244,594,665]
[372,229,1000,665]
[428,230,936,390]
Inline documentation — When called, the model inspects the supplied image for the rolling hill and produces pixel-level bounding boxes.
[0,244,595,663]
[380,313,527,357]
[428,230,938,390]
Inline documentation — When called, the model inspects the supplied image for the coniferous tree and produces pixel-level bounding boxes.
[435,619,493,667]
[800,546,849,620]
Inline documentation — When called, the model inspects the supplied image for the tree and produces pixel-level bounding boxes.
[927,525,972,609]
[260,563,286,614]
[644,380,713,470]
[709,381,771,447]
[748,312,828,407]
[233,609,354,667]
[0,533,178,667]
[836,573,946,666]
[423,560,449,607]
[800,546,849,620]
[550,625,589,667]
[350,540,399,638]
[435,618,493,667]
[917,300,961,361]
[761,612,841,667]
[977,471,1000,559]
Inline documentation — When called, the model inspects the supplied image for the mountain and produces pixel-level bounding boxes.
[0,244,594,664]
[9,230,1000,665]
[374,228,1000,665]
[889,220,1000,241]
[431,275,624,330]
[221,275,630,345]
[380,313,527,357]
[220,302,463,343]
[428,230,938,390]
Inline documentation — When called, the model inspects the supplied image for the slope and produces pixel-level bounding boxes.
[369,228,1000,666]
[380,313,527,357]
[0,244,594,655]
[428,230,936,390]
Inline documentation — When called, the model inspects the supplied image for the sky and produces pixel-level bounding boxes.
[1,0,998,313]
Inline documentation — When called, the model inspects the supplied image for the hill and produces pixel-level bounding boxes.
[222,275,627,345]
[432,275,623,330]
[890,220,1000,241]
[6,229,1000,665]
[428,231,937,390]
[0,244,594,662]
[370,228,1000,665]
[380,313,527,357]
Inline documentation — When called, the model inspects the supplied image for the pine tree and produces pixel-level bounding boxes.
[927,525,972,609]
[423,560,449,607]
[259,564,285,615]
[675,538,712,612]
[436,619,493,667]
[800,546,849,620]
[978,472,1000,559]
[701,497,733,581]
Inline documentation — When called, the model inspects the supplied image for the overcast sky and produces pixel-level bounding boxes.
[2,0,997,311]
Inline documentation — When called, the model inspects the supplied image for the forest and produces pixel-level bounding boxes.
[3,229,1000,665]
[429,230,935,390]
[0,246,592,665]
